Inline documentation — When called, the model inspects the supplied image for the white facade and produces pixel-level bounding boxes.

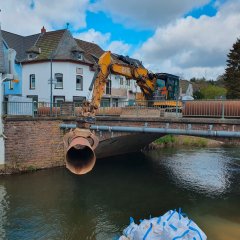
[22,61,94,102]
[22,61,139,104]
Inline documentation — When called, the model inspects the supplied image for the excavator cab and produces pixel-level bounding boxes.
[153,73,181,108]
[154,73,180,100]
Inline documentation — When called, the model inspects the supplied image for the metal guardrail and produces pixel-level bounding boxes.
[2,100,240,119]
[182,99,240,118]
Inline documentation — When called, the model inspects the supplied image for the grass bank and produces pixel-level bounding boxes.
[148,135,223,149]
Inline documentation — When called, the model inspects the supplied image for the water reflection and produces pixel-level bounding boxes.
[147,148,233,196]
[0,147,239,240]
[0,185,7,239]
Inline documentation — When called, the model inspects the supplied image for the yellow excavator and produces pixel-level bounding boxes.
[63,51,181,175]
[82,51,181,120]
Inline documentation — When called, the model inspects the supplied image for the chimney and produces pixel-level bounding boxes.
[41,26,46,34]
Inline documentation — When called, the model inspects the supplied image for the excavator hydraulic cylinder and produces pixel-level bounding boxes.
[63,129,99,175]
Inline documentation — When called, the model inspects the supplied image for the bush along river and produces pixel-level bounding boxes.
[0,146,239,239]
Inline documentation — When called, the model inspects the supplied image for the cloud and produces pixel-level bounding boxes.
[90,0,209,29]
[74,29,131,55]
[0,0,89,35]
[74,29,111,46]
[108,41,131,55]
[133,0,240,79]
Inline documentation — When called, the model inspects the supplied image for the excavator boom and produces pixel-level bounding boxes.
[83,51,180,120]
[87,51,156,116]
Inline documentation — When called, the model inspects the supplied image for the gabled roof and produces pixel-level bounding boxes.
[2,30,40,61]
[75,39,105,64]
[1,28,145,70]
[75,39,139,67]
[34,29,66,60]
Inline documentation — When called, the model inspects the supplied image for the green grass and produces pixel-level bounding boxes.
[155,135,208,147]
[154,135,176,144]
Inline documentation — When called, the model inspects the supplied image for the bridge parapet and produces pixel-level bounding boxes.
[3,99,240,119]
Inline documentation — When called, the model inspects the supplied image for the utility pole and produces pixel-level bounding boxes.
[50,56,53,115]
[50,51,54,115]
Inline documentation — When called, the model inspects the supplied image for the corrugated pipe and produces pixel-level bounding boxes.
[63,128,99,175]
[60,124,240,138]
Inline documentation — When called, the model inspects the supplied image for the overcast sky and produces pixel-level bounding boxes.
[0,0,240,79]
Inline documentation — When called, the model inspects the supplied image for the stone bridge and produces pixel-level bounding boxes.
[2,115,240,173]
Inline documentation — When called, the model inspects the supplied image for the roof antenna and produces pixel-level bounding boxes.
[66,22,69,29]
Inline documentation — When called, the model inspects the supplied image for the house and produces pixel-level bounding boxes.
[0,27,22,99]
[1,27,140,106]
[179,79,194,100]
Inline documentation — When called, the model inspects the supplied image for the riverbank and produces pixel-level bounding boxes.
[147,135,224,149]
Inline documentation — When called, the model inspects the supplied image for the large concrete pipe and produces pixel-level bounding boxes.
[63,129,99,175]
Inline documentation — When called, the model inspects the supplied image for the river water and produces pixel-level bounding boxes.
[0,147,240,240]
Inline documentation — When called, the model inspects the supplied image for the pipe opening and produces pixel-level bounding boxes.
[66,138,96,175]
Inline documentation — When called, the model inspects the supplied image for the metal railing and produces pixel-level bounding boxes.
[2,101,60,117]
[2,99,240,119]
[181,99,240,118]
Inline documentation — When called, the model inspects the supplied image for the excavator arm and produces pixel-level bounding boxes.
[83,51,157,119]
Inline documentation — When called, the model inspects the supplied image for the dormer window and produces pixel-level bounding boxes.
[71,46,84,61]
[26,46,41,60]
[76,52,83,60]
[72,51,83,61]
[28,53,35,60]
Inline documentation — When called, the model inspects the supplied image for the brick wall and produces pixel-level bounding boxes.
[4,119,65,171]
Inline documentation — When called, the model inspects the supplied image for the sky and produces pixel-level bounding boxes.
[0,0,240,80]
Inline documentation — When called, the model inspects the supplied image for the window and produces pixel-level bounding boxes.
[119,77,124,85]
[27,95,38,102]
[53,96,65,107]
[9,80,14,90]
[55,73,63,89]
[101,98,110,107]
[106,80,111,95]
[76,75,83,90]
[77,53,83,60]
[126,79,130,86]
[76,68,83,74]
[29,74,35,89]
[73,96,86,103]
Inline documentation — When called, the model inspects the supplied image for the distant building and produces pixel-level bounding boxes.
[179,80,193,100]
[1,27,141,106]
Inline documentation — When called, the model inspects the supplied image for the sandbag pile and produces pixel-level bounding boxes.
[119,209,207,240]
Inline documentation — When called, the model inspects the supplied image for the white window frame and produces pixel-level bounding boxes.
[76,75,83,91]
[53,96,65,107]
[106,80,111,95]
[29,74,35,90]
[55,73,63,89]
[76,67,83,74]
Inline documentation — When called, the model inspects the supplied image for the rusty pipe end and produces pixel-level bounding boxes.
[66,137,96,175]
